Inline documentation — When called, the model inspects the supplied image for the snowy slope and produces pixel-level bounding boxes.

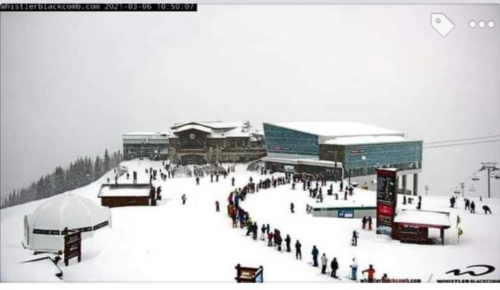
[1,159,499,282]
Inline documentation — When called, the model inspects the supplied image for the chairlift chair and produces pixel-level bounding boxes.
[472,176,480,181]
[469,185,476,192]
[454,189,461,195]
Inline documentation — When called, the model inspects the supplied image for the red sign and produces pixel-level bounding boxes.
[377,204,394,216]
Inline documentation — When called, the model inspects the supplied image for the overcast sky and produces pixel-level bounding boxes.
[1,5,499,202]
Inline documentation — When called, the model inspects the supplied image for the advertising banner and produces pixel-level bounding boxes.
[376,169,397,236]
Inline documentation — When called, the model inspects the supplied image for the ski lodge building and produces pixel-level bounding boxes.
[122,132,169,160]
[262,121,423,194]
[168,121,266,165]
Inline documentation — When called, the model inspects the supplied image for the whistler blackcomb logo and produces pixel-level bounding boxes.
[446,265,495,277]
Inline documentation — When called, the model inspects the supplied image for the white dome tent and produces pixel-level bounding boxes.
[24,193,111,253]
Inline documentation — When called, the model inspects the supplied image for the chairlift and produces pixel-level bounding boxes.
[469,184,476,192]
[454,189,461,195]
[472,175,480,181]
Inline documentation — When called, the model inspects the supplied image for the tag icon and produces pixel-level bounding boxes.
[431,14,454,37]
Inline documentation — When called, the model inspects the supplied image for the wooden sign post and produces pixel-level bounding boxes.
[63,228,82,266]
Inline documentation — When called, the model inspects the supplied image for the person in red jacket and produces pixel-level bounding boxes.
[362,264,376,283]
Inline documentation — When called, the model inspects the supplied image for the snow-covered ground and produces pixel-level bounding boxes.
[1,159,499,282]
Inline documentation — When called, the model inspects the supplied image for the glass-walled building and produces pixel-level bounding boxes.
[263,122,423,195]
[123,132,169,160]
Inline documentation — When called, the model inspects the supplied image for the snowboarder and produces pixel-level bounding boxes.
[350,258,358,281]
[483,205,492,214]
[352,230,358,246]
[182,194,186,205]
[368,216,373,231]
[311,246,319,267]
[362,264,376,283]
[290,202,295,214]
[285,234,291,252]
[295,240,302,260]
[321,253,328,274]
[330,257,339,279]
[215,201,220,212]
[362,217,367,230]
[470,201,476,213]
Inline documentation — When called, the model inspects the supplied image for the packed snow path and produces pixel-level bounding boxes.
[1,159,499,281]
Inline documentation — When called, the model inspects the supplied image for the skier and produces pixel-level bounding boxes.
[465,198,470,210]
[311,246,319,267]
[295,240,302,260]
[352,230,358,246]
[381,273,390,283]
[330,257,339,279]
[350,258,358,281]
[211,174,213,183]
[483,205,492,214]
[285,234,291,252]
[260,224,266,241]
[450,196,456,208]
[368,216,373,231]
[276,233,283,251]
[362,216,367,230]
[215,201,220,212]
[403,195,407,205]
[290,202,295,214]
[182,194,187,205]
[470,201,476,214]
[232,177,235,186]
[321,253,328,274]
[196,177,200,185]
[456,215,461,228]
[362,264,376,283]
[266,224,270,235]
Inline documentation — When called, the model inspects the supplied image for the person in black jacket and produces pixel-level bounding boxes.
[252,222,258,240]
[470,201,476,213]
[312,245,319,267]
[483,205,492,214]
[285,234,291,252]
[330,257,339,279]
[295,240,302,260]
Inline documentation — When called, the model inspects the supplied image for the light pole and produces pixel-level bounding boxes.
[479,162,499,199]
[425,185,429,196]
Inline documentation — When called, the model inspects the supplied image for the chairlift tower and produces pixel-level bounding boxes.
[480,162,499,199]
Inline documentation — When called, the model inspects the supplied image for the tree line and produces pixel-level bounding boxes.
[1,149,122,209]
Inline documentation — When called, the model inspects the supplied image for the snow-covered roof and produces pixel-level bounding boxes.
[324,136,413,146]
[123,132,168,137]
[267,121,403,138]
[173,125,213,134]
[394,209,451,228]
[224,127,252,138]
[172,121,246,130]
[98,185,151,197]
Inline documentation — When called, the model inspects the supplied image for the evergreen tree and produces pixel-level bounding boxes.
[103,149,111,173]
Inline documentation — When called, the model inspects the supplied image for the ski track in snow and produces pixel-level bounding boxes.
[1,159,499,282]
